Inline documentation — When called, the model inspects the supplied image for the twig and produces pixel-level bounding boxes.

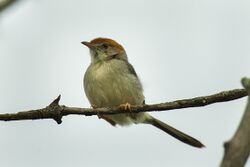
[0,0,17,12]
[0,88,247,124]
[220,78,250,167]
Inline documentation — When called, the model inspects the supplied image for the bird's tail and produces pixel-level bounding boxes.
[145,116,205,148]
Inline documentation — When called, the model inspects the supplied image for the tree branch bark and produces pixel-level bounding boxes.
[220,79,250,167]
[0,88,247,124]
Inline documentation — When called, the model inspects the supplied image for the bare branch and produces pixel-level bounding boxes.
[0,88,247,124]
[220,79,250,167]
[0,0,17,12]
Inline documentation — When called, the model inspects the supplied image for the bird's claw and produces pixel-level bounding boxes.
[119,102,136,118]
[119,102,131,111]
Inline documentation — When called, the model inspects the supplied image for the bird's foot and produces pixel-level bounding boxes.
[119,102,131,111]
[119,102,136,118]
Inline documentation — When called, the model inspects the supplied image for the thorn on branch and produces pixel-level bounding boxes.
[50,95,61,106]
[48,95,63,124]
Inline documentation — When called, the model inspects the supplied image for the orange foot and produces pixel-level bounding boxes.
[119,102,131,111]
[119,102,136,118]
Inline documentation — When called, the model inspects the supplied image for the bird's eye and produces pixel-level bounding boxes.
[101,44,109,49]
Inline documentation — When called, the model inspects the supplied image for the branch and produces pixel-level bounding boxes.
[0,0,17,12]
[220,79,250,167]
[0,88,247,124]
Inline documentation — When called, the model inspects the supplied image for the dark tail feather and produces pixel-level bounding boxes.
[147,117,205,148]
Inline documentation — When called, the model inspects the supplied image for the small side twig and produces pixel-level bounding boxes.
[220,78,250,167]
[0,88,247,124]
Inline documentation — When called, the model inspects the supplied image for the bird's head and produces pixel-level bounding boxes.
[81,37,128,63]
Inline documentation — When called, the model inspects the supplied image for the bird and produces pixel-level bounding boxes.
[82,37,204,148]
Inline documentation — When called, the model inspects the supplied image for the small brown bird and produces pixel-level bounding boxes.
[82,37,204,148]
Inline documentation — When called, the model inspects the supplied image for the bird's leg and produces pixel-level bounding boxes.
[119,102,136,118]
[119,102,131,111]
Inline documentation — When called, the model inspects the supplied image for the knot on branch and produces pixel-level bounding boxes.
[45,95,63,124]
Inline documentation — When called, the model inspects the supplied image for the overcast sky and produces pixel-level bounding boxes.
[0,0,250,167]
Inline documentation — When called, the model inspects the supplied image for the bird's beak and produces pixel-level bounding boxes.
[81,41,95,50]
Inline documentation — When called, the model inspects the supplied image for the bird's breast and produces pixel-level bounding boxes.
[84,60,144,108]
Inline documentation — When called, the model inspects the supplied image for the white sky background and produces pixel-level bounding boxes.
[0,0,250,166]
